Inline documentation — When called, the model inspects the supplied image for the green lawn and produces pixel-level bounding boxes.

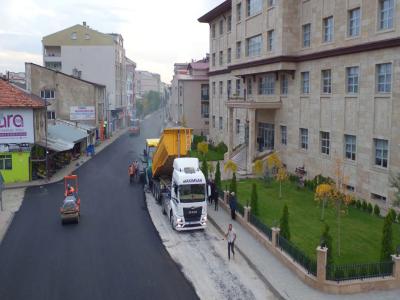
[223,178,400,264]
[190,149,224,161]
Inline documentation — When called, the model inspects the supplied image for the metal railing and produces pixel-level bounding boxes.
[236,201,244,216]
[278,235,317,276]
[249,213,272,241]
[326,261,394,282]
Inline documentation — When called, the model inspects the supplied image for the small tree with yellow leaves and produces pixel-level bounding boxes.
[315,183,333,221]
[276,167,288,199]
[224,160,238,193]
[253,159,264,177]
[197,141,209,157]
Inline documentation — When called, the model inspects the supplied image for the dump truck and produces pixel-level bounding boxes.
[147,128,207,231]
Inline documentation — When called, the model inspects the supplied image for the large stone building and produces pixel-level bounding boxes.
[42,22,127,131]
[199,0,400,207]
[170,58,210,135]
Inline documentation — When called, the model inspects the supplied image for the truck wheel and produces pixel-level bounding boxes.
[162,202,166,215]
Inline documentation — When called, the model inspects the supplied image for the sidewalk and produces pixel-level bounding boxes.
[207,203,400,300]
[5,128,128,189]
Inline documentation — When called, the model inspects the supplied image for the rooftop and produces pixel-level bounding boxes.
[198,0,231,23]
[0,79,45,108]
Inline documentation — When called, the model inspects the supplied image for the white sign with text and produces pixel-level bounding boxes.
[0,109,34,144]
[70,106,95,121]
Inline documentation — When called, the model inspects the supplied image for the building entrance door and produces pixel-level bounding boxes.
[258,123,274,151]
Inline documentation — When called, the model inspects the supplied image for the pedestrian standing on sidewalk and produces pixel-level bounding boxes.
[229,191,237,220]
[212,183,219,211]
[225,223,236,260]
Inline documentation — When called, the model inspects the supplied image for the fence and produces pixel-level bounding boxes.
[249,213,272,241]
[278,235,317,276]
[326,261,394,282]
[236,201,244,216]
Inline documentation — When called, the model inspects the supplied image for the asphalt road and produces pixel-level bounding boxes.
[0,110,198,300]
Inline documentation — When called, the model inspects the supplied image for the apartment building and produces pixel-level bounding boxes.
[42,22,127,131]
[126,58,137,119]
[199,0,400,207]
[135,70,161,97]
[170,58,210,135]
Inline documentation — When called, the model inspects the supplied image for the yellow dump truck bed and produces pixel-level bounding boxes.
[152,128,193,178]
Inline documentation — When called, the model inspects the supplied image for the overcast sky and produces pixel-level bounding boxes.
[0,0,221,83]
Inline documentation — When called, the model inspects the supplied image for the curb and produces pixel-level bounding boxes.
[4,128,128,190]
[0,211,15,245]
[207,214,285,300]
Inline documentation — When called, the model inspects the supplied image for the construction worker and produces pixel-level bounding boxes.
[128,163,135,183]
[66,184,75,196]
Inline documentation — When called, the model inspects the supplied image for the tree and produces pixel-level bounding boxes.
[215,161,221,190]
[374,204,381,216]
[208,162,215,180]
[250,183,258,215]
[380,214,394,261]
[276,167,288,199]
[280,204,290,240]
[315,183,333,221]
[321,224,334,265]
[201,158,208,181]
[197,141,209,157]
[224,160,237,182]
[230,172,237,195]
[388,208,397,223]
[390,173,400,207]
[253,159,264,177]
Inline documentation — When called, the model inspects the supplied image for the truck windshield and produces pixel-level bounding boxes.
[179,184,205,203]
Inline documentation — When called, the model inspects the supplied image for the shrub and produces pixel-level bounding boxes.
[355,200,361,209]
[380,214,394,261]
[367,203,373,214]
[214,161,221,190]
[288,174,299,183]
[229,172,237,195]
[388,208,397,223]
[321,223,334,265]
[215,142,228,154]
[280,204,291,240]
[250,183,258,215]
[201,158,208,181]
[362,201,367,211]
[374,204,381,216]
[191,135,206,150]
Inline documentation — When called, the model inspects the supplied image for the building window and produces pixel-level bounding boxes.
[227,48,232,63]
[227,80,232,97]
[237,3,242,22]
[227,15,232,32]
[246,34,262,57]
[212,115,216,128]
[323,16,334,43]
[219,19,224,35]
[376,63,392,93]
[300,128,308,150]
[0,155,12,170]
[379,0,394,30]
[321,69,332,94]
[219,51,223,65]
[348,8,360,37]
[212,53,216,66]
[212,82,216,96]
[236,41,242,59]
[235,79,241,95]
[302,23,311,48]
[219,116,223,130]
[247,0,262,17]
[219,81,223,96]
[179,86,183,97]
[201,103,209,118]
[320,131,330,155]
[247,78,252,95]
[281,74,288,95]
[211,24,216,38]
[84,33,90,40]
[301,71,310,94]
[47,111,56,120]
[346,66,359,94]
[374,138,388,168]
[40,89,55,99]
[281,125,287,145]
[345,135,356,161]
[201,84,209,101]
[259,74,275,95]
[45,62,61,70]
[236,119,240,134]
[267,30,275,51]
[71,32,77,40]
[268,0,276,7]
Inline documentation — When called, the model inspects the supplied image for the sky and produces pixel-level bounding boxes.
[0,0,222,83]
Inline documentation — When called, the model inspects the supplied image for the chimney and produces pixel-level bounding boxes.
[83,21,87,27]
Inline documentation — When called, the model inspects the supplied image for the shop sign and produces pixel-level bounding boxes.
[70,106,95,121]
[0,109,34,144]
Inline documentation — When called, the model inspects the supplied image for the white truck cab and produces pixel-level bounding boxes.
[165,157,207,231]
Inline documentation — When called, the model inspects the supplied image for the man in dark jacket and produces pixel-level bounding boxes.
[229,192,237,220]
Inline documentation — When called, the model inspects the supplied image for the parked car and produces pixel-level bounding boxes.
[60,196,80,224]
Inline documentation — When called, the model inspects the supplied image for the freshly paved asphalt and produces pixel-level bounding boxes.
[0,111,198,300]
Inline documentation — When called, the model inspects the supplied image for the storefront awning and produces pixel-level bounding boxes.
[36,137,75,152]
[48,123,88,143]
